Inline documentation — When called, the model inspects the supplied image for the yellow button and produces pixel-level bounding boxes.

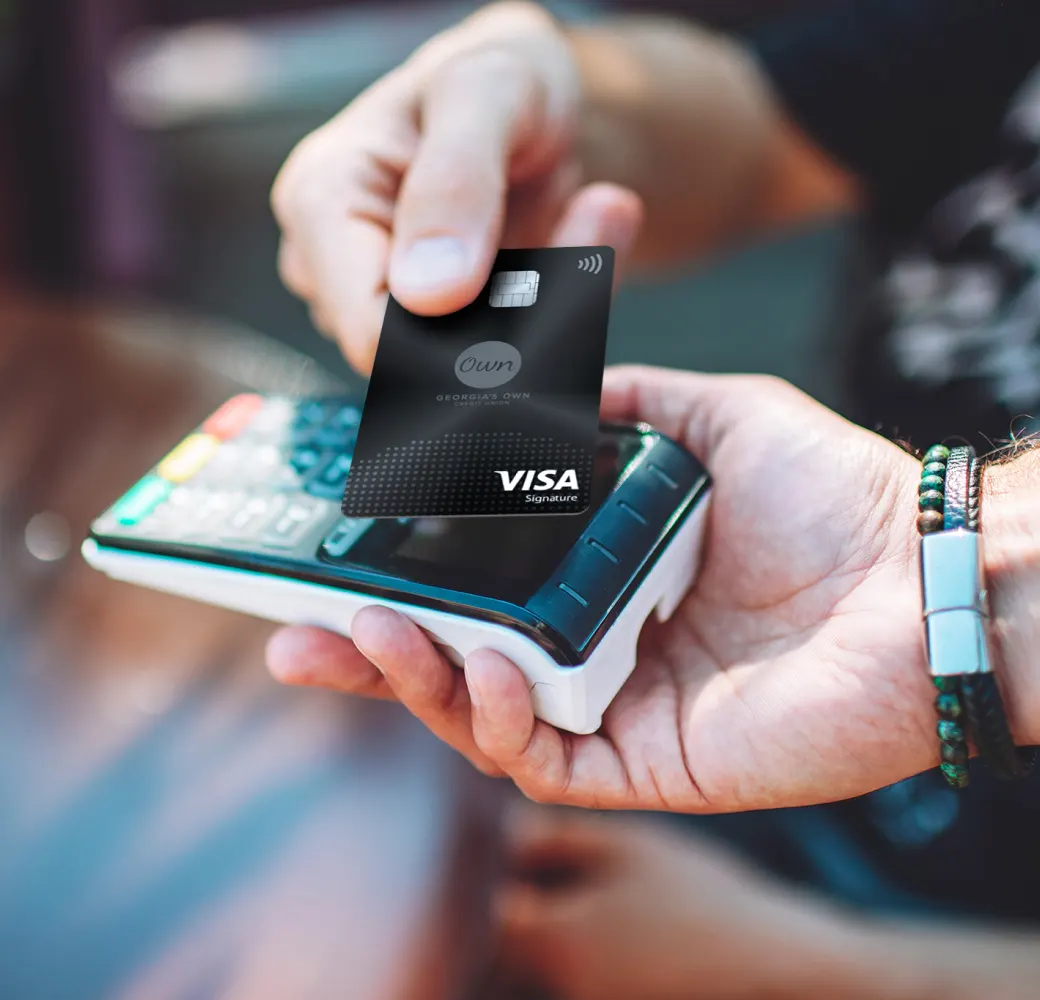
[158,434,220,483]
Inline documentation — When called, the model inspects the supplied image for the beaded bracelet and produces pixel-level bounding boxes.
[916,444,971,790]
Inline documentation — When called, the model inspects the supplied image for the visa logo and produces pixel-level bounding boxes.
[496,470,581,492]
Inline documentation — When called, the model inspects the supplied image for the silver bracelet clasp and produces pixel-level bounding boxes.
[920,528,991,677]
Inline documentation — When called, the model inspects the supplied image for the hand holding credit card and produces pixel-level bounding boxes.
[341,246,616,519]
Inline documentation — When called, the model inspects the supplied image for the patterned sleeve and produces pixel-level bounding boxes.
[748,0,1040,224]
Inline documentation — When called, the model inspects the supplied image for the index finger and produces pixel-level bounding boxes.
[272,116,407,374]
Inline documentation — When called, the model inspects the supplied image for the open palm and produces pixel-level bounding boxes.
[267,366,934,812]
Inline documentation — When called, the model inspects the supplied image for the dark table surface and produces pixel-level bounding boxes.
[0,295,501,1000]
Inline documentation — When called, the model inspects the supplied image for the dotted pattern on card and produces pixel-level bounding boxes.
[341,432,593,518]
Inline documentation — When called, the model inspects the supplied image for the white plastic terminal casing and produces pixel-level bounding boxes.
[82,494,709,735]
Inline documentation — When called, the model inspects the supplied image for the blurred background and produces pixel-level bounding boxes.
[0,2,865,999]
[2,0,848,403]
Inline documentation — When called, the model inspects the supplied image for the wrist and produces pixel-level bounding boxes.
[981,450,1040,745]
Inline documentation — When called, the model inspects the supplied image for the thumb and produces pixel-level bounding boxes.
[388,48,562,316]
[601,365,769,466]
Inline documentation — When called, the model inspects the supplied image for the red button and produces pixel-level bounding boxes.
[203,394,264,440]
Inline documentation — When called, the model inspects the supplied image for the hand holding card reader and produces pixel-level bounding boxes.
[83,395,711,735]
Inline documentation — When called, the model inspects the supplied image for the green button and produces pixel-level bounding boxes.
[114,475,172,526]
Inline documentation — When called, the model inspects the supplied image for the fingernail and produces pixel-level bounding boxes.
[267,628,309,662]
[349,630,382,671]
[351,605,400,669]
[265,628,312,680]
[465,657,489,709]
[394,236,471,291]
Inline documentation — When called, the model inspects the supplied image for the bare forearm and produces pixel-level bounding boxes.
[769,895,1040,1000]
[849,919,1040,1000]
[566,16,858,266]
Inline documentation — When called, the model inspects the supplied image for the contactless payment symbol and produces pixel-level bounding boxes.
[577,253,604,275]
[489,270,540,308]
[454,341,522,389]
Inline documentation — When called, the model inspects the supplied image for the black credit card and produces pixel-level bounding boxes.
[341,246,615,518]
